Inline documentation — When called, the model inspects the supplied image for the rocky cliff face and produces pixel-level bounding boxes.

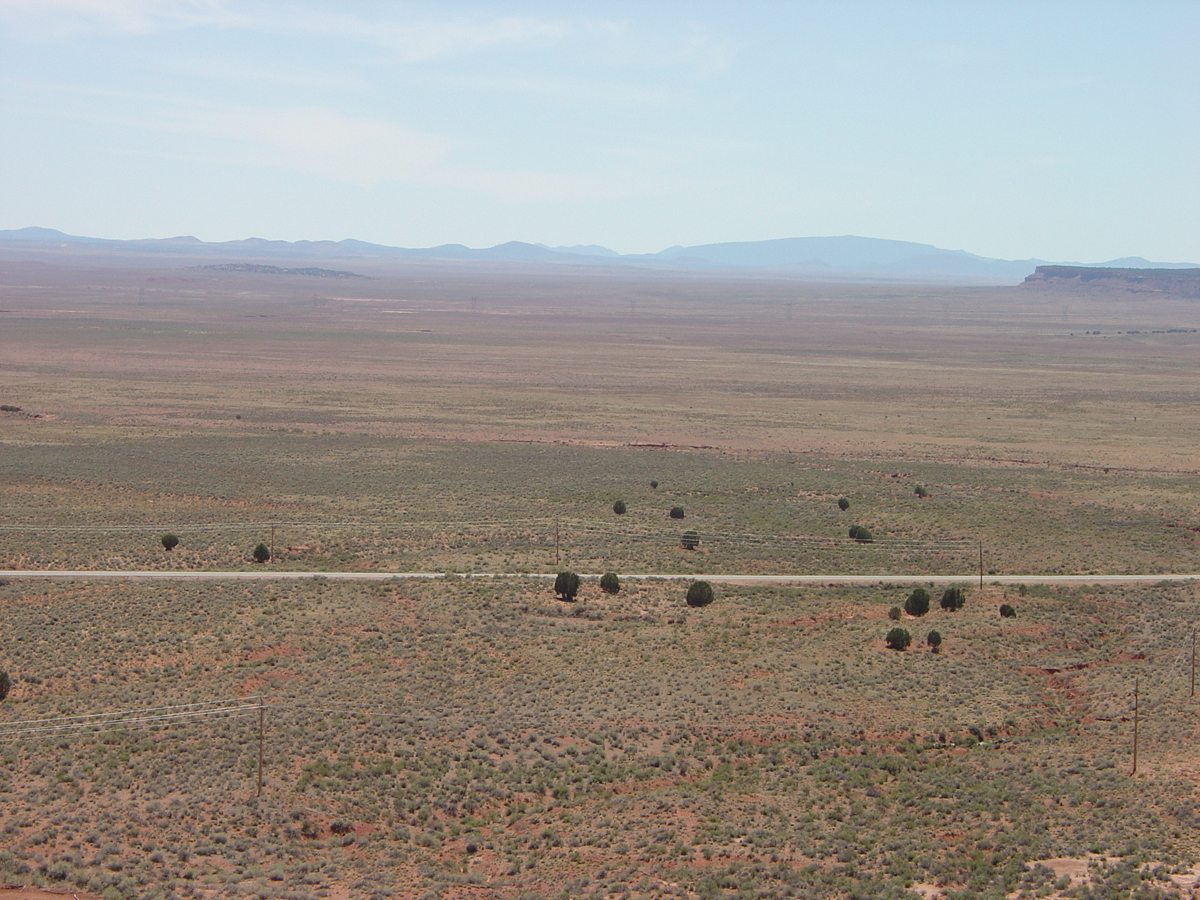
[1023,265,1200,297]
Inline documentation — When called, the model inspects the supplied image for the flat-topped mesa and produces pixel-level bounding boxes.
[1023,265,1200,297]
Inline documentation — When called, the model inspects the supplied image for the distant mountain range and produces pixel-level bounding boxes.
[1,227,1195,284]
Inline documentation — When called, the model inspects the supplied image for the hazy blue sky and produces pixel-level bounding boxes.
[1,1,1197,261]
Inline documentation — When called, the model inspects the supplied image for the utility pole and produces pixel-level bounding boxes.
[257,698,265,797]
[978,539,984,589]
[1131,678,1139,776]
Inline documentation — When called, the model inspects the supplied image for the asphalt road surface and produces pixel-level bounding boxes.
[1,570,1196,585]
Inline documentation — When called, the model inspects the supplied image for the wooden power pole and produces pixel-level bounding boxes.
[257,698,265,797]
[1131,678,1139,776]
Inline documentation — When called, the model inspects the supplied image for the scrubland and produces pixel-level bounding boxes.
[1,260,1199,898]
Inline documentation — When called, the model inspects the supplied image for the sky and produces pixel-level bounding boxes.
[1,1,1197,261]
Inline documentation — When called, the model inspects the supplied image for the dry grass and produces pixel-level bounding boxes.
[2,576,1200,900]
[2,259,1200,898]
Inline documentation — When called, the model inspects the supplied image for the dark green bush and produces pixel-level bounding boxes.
[612,500,627,515]
[160,533,180,552]
[681,530,700,550]
[999,603,1016,618]
[904,587,930,617]
[927,630,942,652]
[554,571,581,602]
[914,484,930,498]
[849,524,873,542]
[252,542,271,564]
[837,497,850,510]
[940,586,966,611]
[650,480,658,489]
[0,669,9,701]
[669,506,685,519]
[599,572,620,594]
[686,580,714,607]
[886,627,912,651]
[888,606,902,621]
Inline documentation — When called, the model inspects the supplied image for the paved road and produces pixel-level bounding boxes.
[1,570,1196,585]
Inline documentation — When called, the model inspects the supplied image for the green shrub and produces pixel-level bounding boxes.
[837,497,850,511]
[681,530,700,550]
[999,603,1016,618]
[914,484,929,498]
[252,542,271,564]
[160,533,180,552]
[0,669,9,701]
[940,586,966,611]
[848,524,873,543]
[686,581,714,608]
[599,572,620,594]
[888,606,902,621]
[904,587,930,617]
[650,480,658,489]
[612,500,627,515]
[669,506,685,519]
[554,571,581,602]
[927,630,942,652]
[885,627,911,651]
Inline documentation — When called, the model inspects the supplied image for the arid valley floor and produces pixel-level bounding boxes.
[1,259,1199,899]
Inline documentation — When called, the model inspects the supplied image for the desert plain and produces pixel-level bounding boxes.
[1,258,1200,899]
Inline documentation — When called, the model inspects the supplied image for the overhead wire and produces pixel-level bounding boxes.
[0,698,260,739]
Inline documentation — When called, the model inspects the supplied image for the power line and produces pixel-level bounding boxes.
[0,697,249,727]
[0,699,259,739]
